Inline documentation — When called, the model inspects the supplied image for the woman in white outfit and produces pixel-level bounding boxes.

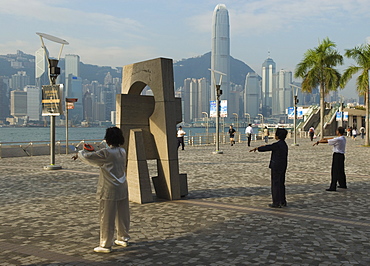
[72,127,130,253]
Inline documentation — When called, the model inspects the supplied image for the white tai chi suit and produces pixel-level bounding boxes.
[78,146,130,248]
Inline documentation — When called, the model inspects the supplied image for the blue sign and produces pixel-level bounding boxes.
[288,107,294,119]
[336,111,342,121]
[210,100,228,117]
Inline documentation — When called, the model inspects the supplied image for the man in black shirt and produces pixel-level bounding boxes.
[250,128,288,208]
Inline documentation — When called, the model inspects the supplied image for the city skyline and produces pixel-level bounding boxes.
[1,0,370,98]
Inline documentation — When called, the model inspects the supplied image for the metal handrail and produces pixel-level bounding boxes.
[0,139,105,158]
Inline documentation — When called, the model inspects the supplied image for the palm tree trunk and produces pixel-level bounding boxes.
[366,86,369,146]
[320,84,325,139]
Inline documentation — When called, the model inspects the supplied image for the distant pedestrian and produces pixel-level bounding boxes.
[352,127,357,140]
[360,126,365,139]
[72,127,130,253]
[245,124,254,147]
[229,125,236,146]
[263,126,269,143]
[308,126,315,141]
[313,126,347,191]
[250,128,288,208]
[347,127,352,137]
[177,126,186,150]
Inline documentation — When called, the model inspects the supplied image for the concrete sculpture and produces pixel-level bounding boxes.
[116,58,185,203]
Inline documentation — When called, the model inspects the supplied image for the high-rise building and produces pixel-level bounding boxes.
[198,78,210,118]
[261,57,276,116]
[101,86,115,121]
[10,71,30,91]
[182,78,210,123]
[10,90,27,118]
[272,70,292,116]
[24,85,41,121]
[67,76,83,123]
[182,78,192,123]
[83,90,93,123]
[65,54,80,98]
[243,72,260,120]
[35,47,49,90]
[0,78,9,122]
[104,72,113,85]
[211,4,230,116]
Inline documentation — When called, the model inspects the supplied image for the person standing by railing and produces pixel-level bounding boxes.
[245,124,254,147]
[263,126,269,143]
[177,126,186,150]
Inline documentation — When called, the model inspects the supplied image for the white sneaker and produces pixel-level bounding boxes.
[114,239,128,247]
[94,246,112,253]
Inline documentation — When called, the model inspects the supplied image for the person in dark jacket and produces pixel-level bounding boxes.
[250,128,288,208]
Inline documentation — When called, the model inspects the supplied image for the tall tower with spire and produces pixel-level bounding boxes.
[261,54,276,116]
[211,4,230,115]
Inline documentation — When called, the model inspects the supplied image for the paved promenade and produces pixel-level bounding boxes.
[1,136,370,265]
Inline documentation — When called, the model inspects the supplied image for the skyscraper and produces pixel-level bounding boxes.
[65,55,82,124]
[10,90,27,118]
[211,4,230,116]
[261,57,276,116]
[24,85,41,121]
[35,47,49,90]
[244,72,260,119]
[272,69,292,116]
[65,54,80,98]
[0,78,9,122]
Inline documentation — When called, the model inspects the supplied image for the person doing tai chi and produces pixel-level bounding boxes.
[72,127,130,253]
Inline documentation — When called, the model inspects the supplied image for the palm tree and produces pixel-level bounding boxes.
[294,37,343,139]
[340,44,370,146]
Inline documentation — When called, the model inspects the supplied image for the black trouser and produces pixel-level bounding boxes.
[271,168,286,206]
[177,137,184,150]
[309,132,314,141]
[247,134,252,146]
[329,153,346,189]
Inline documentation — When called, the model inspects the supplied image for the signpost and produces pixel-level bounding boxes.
[65,98,78,154]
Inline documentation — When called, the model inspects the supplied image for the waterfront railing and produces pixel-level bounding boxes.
[0,139,107,158]
[0,130,309,158]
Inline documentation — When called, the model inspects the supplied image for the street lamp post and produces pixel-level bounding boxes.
[65,98,78,154]
[290,84,301,146]
[258,114,264,142]
[258,113,264,126]
[202,112,209,144]
[245,113,250,125]
[209,68,226,154]
[37,32,68,170]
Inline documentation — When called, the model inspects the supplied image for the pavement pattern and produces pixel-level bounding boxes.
[1,136,370,265]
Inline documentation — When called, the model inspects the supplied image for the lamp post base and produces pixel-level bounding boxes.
[43,165,62,170]
[291,143,299,146]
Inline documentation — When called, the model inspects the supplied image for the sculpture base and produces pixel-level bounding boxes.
[212,150,223,154]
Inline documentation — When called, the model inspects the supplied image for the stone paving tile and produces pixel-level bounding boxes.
[0,137,370,265]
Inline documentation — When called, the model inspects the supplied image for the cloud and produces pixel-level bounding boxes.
[188,0,370,37]
[0,0,143,39]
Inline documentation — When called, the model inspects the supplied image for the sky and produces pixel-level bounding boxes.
[1,0,370,98]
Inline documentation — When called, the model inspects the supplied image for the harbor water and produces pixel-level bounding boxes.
[0,126,253,143]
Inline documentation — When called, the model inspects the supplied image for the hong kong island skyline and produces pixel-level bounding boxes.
[0,1,368,126]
